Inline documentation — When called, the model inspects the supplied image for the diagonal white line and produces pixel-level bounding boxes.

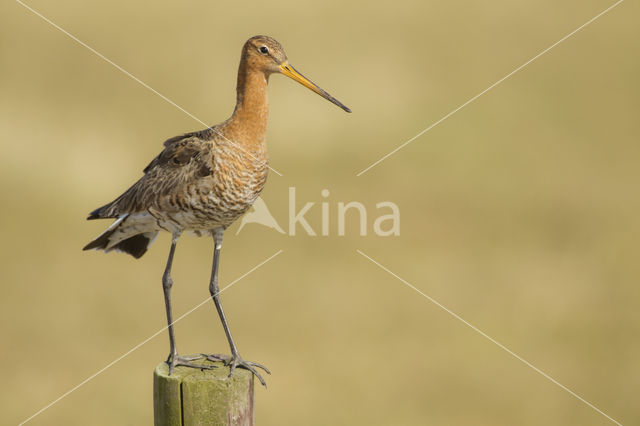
[356,249,622,425]
[356,0,624,176]
[18,249,283,426]
[15,0,283,177]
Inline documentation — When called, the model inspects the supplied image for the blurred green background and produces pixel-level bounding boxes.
[2,0,638,424]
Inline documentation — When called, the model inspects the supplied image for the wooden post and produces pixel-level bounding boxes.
[153,358,254,426]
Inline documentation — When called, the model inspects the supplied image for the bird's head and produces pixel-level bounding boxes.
[243,35,351,113]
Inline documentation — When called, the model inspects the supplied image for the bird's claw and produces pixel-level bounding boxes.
[203,353,270,387]
[166,354,217,375]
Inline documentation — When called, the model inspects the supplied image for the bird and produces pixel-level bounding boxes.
[83,35,350,387]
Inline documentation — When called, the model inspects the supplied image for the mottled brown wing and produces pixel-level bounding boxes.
[88,134,214,219]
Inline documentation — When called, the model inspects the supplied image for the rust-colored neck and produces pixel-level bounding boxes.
[226,56,269,150]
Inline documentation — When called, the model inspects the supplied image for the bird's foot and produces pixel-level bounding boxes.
[204,353,270,387]
[166,353,217,375]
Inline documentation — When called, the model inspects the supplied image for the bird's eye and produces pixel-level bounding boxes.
[259,46,269,55]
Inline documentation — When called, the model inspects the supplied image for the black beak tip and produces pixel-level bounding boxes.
[335,102,351,113]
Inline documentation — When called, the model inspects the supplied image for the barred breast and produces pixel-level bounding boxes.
[168,139,269,232]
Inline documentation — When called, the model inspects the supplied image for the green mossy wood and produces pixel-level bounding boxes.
[154,359,254,426]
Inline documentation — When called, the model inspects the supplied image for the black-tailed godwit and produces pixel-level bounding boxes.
[83,35,350,386]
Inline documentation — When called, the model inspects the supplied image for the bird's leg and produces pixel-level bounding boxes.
[163,232,213,374]
[206,229,270,386]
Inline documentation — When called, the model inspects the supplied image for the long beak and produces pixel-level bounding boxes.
[279,62,351,113]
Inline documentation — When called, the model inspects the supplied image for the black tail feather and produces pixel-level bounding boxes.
[83,227,115,251]
[84,214,155,259]
[83,232,153,259]
[114,234,151,259]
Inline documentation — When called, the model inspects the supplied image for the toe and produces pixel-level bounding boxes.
[249,362,270,374]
